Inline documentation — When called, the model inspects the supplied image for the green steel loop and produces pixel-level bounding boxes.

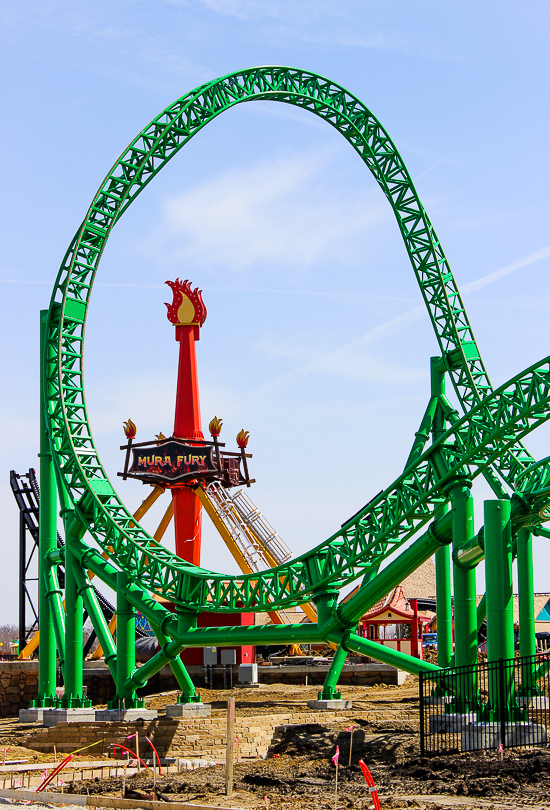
[45,67,546,615]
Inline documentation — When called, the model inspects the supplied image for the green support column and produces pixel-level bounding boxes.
[485,500,514,663]
[517,528,540,696]
[435,545,453,668]
[318,568,379,702]
[484,499,521,718]
[72,564,117,680]
[312,590,345,701]
[431,359,453,669]
[61,514,91,708]
[341,632,443,676]
[518,528,536,658]
[109,572,143,709]
[36,310,59,708]
[149,621,201,704]
[318,645,347,701]
[451,483,477,668]
[174,612,201,703]
[450,481,479,713]
[124,613,198,695]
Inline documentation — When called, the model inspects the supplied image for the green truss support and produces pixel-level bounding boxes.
[34,311,61,709]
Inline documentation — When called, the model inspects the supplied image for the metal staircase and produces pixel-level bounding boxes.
[205,481,292,570]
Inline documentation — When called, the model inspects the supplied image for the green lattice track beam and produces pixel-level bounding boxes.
[41,67,550,690]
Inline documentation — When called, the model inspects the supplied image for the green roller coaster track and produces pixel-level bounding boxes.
[35,66,550,710]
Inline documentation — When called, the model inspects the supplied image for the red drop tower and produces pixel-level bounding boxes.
[164,279,207,566]
[121,279,257,668]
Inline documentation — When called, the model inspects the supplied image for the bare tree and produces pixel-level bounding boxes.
[0,624,19,653]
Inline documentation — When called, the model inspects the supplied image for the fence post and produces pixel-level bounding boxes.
[518,529,538,697]
[498,658,506,750]
[225,696,235,797]
[419,672,425,757]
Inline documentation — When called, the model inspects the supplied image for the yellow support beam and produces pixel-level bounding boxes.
[154,500,174,542]
[132,485,164,524]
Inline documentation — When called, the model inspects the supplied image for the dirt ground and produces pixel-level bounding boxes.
[46,722,550,809]
[144,680,417,716]
[2,681,550,809]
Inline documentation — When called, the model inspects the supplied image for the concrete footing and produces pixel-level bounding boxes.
[43,708,96,727]
[307,699,353,711]
[95,709,158,722]
[165,703,212,718]
[517,695,550,710]
[19,707,53,724]
[235,683,262,689]
[429,713,478,734]
[461,721,547,751]
[425,695,454,706]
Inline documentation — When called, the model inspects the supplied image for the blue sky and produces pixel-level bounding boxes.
[1,1,550,624]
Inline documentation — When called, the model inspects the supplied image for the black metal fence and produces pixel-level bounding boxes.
[419,653,550,756]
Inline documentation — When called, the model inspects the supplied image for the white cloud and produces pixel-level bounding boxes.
[461,246,550,295]
[255,306,427,395]
[153,149,389,269]
[247,243,550,396]
[186,0,337,23]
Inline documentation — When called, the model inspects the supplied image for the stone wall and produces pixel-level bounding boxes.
[0,662,180,718]
[24,707,419,759]
[0,661,407,716]
[0,661,38,718]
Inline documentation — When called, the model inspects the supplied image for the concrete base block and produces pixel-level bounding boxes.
[461,722,500,751]
[236,682,262,689]
[506,721,547,747]
[461,721,547,751]
[429,713,478,734]
[425,695,454,706]
[307,699,353,711]
[165,703,212,718]
[43,708,96,727]
[178,758,218,771]
[19,707,52,723]
[518,695,550,710]
[95,709,158,722]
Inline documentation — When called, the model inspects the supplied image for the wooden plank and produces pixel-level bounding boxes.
[88,796,241,810]
[0,788,241,810]
[0,787,86,804]
[0,758,177,773]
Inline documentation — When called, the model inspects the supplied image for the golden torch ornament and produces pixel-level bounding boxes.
[236,429,251,486]
[122,419,136,480]
[209,416,223,437]
[209,416,223,469]
[123,419,137,440]
[236,429,250,449]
